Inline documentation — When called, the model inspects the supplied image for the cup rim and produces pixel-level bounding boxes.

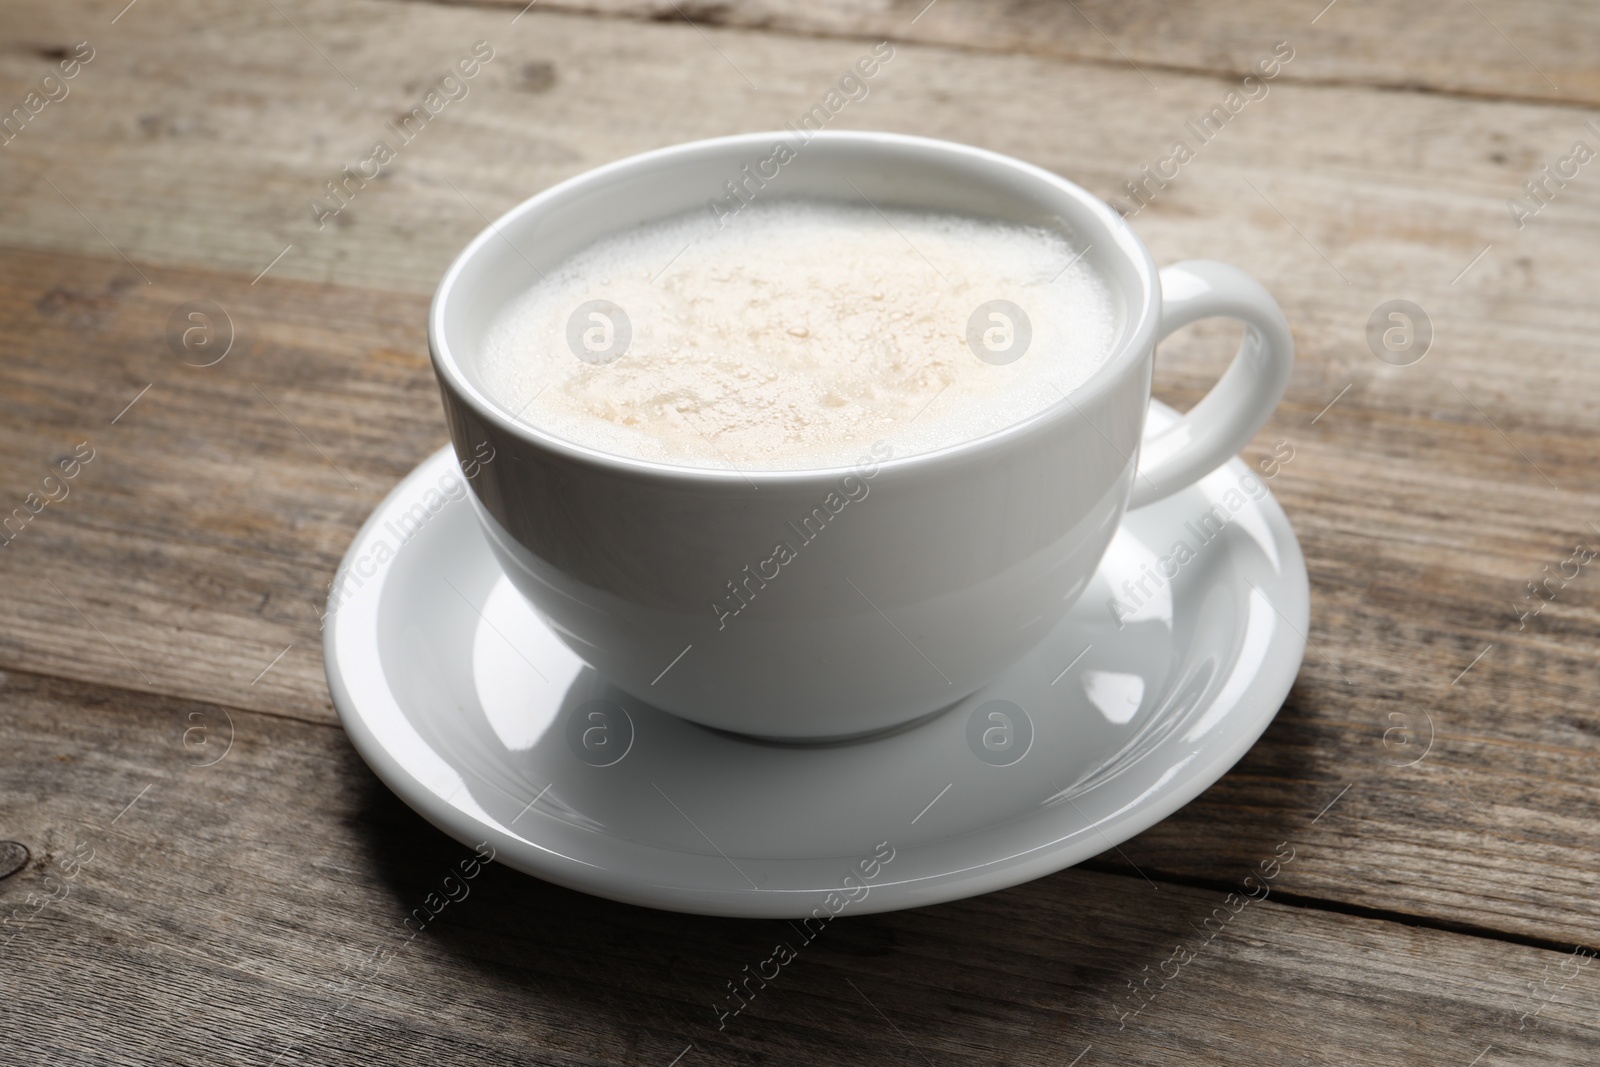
[429,130,1160,483]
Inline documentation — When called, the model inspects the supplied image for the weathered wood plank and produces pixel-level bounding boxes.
[2,670,1596,1066]
[0,246,439,721]
[436,0,1600,107]
[1,0,1598,297]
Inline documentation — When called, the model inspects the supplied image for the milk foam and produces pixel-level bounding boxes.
[477,200,1118,470]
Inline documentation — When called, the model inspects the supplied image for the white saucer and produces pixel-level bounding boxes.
[326,404,1308,918]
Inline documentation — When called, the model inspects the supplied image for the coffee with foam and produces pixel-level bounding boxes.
[477,200,1118,470]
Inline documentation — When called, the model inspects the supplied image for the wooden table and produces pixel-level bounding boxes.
[3,1,1597,1062]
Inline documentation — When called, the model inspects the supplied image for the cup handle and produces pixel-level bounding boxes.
[1126,260,1296,510]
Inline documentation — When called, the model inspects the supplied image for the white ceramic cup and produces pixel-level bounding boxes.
[429,131,1294,741]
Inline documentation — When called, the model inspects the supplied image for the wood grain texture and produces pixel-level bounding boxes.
[415,0,1600,107]
[2,668,1597,1066]
[0,246,439,721]
[3,0,1600,297]
[1,0,1598,1059]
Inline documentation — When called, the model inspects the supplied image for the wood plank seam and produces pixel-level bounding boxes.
[401,0,1600,112]
[0,662,337,734]
[1078,859,1600,958]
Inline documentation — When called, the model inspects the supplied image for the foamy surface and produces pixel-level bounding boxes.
[477,200,1118,470]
